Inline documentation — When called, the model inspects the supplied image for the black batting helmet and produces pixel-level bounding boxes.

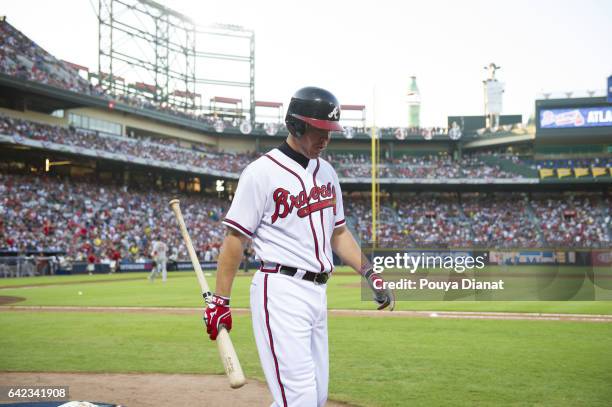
[285,86,343,137]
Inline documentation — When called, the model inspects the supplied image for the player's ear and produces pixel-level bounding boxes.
[286,118,306,138]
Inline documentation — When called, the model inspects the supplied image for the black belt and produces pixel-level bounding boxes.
[262,264,330,285]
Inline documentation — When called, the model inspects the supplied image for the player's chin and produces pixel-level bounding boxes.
[310,145,326,158]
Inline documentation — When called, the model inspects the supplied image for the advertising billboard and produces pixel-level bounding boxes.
[539,106,612,129]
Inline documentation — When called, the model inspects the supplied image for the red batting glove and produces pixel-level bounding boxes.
[203,294,232,340]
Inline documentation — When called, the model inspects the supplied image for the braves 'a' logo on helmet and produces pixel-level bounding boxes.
[328,106,339,120]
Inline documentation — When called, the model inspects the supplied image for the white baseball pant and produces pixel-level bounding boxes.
[250,270,329,407]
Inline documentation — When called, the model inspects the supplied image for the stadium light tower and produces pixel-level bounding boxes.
[483,63,504,130]
[97,0,255,122]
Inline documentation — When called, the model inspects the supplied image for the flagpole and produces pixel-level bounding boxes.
[371,87,377,247]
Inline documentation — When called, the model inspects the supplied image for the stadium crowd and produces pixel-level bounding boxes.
[462,194,540,247]
[532,195,611,247]
[1,172,608,273]
[1,114,533,179]
[344,192,610,248]
[326,152,525,179]
[0,173,229,266]
[0,114,255,174]
[3,111,611,183]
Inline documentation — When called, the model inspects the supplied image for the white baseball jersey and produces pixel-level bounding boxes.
[222,146,345,273]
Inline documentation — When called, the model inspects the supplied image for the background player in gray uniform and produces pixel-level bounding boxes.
[148,237,168,282]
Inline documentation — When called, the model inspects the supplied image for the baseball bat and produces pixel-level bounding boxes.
[169,199,246,389]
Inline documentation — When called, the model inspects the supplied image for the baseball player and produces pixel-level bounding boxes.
[148,237,168,282]
[204,87,394,407]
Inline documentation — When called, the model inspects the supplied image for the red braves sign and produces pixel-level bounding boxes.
[271,183,337,223]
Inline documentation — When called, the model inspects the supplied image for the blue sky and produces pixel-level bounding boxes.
[3,0,611,126]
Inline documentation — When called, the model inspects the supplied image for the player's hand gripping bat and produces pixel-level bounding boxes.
[169,199,246,389]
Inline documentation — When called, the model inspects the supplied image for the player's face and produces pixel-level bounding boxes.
[299,125,331,159]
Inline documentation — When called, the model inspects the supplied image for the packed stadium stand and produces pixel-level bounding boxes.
[345,193,610,249]
[1,113,541,180]
[4,105,606,182]
[0,172,228,265]
[326,152,527,179]
[0,113,548,183]
[1,172,609,268]
[0,114,255,175]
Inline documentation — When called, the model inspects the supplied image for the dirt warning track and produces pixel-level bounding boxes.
[0,372,352,407]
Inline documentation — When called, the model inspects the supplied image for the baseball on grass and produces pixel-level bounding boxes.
[78,291,83,295]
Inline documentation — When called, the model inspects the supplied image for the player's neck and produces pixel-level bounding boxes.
[281,138,310,169]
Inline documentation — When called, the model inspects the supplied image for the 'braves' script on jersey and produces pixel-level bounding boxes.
[271,183,337,223]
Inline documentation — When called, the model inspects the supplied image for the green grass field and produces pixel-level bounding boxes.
[1,268,612,406]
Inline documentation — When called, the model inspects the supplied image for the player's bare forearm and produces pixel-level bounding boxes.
[331,225,368,275]
[332,226,395,311]
[216,228,249,297]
